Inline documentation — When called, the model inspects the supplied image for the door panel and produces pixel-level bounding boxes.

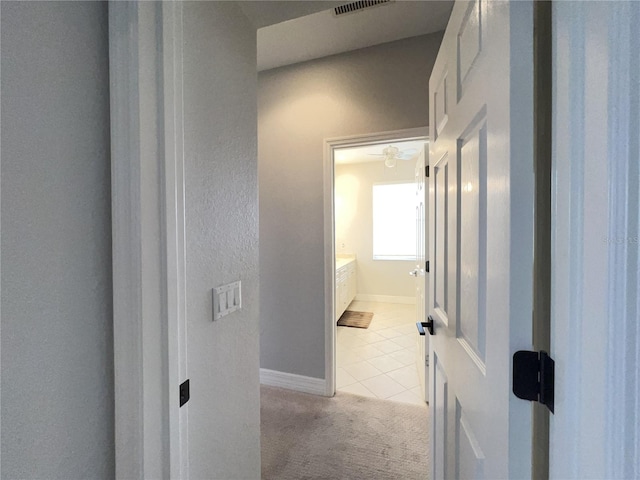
[433,153,449,324]
[457,0,482,99]
[434,72,449,140]
[458,120,487,366]
[432,352,449,480]
[455,398,485,479]
[428,1,535,479]
[414,146,428,402]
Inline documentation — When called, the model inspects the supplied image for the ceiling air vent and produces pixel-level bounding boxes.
[334,0,393,17]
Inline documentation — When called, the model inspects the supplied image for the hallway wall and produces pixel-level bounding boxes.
[259,32,442,379]
[183,3,261,478]
[1,2,114,478]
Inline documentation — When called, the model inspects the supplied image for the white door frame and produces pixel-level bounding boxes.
[550,2,640,478]
[323,126,428,396]
[109,1,188,478]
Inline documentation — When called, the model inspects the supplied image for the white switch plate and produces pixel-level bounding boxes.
[212,281,241,321]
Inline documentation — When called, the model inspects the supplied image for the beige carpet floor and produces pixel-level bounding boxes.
[261,385,429,480]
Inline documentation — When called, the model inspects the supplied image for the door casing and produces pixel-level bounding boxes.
[323,126,428,396]
[550,2,640,477]
[109,1,189,477]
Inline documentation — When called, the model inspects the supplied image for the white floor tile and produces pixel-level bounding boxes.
[394,324,418,335]
[405,345,417,354]
[343,361,383,381]
[389,349,416,366]
[336,301,424,404]
[370,339,404,354]
[338,335,368,349]
[357,331,386,344]
[337,327,360,339]
[336,350,364,366]
[410,385,424,397]
[351,344,385,360]
[361,374,406,399]
[368,322,395,332]
[336,367,358,389]
[339,382,378,399]
[386,364,420,389]
[366,355,406,373]
[375,327,403,340]
[392,333,418,349]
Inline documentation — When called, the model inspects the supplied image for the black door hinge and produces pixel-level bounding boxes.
[425,260,429,273]
[180,379,190,407]
[425,165,430,177]
[513,350,554,413]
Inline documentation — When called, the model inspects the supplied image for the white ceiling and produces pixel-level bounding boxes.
[253,1,453,72]
[239,1,345,28]
[335,140,426,165]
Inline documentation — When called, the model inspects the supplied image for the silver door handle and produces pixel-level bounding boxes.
[409,269,418,277]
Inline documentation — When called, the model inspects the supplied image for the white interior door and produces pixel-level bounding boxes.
[414,145,429,403]
[428,1,535,478]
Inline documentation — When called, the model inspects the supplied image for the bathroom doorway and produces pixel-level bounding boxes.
[324,128,428,405]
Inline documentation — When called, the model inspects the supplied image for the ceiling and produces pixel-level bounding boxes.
[335,140,426,165]
[239,1,345,28]
[248,1,453,72]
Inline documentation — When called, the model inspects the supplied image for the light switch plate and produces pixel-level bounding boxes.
[212,281,241,321]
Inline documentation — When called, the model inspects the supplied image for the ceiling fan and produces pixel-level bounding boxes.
[369,144,419,167]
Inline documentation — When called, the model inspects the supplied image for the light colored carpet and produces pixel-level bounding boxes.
[337,310,374,329]
[261,385,429,480]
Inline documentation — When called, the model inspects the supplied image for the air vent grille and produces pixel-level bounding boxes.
[334,0,393,16]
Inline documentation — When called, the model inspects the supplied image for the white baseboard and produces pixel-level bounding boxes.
[354,294,416,305]
[260,368,327,396]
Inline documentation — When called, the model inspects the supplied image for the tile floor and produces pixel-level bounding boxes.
[336,300,426,407]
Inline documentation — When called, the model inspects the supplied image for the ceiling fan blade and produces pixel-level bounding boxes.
[394,150,418,160]
[401,148,419,156]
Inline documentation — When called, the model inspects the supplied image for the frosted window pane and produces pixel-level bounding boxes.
[372,183,416,260]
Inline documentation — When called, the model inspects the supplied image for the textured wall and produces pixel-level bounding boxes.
[335,158,418,298]
[183,2,261,478]
[259,32,442,379]
[1,2,114,479]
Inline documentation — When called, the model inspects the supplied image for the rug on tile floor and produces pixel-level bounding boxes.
[261,385,429,480]
[337,310,373,328]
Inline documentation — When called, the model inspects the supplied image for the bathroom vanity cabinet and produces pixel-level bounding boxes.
[335,256,356,320]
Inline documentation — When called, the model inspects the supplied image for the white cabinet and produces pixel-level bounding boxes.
[335,258,356,320]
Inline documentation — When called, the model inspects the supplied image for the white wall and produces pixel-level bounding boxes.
[183,3,260,478]
[335,159,416,298]
[1,2,114,478]
[259,33,442,379]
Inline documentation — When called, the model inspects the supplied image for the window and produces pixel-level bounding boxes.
[372,182,416,260]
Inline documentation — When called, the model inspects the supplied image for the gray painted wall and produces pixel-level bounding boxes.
[259,33,443,379]
[183,3,261,478]
[1,2,114,479]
